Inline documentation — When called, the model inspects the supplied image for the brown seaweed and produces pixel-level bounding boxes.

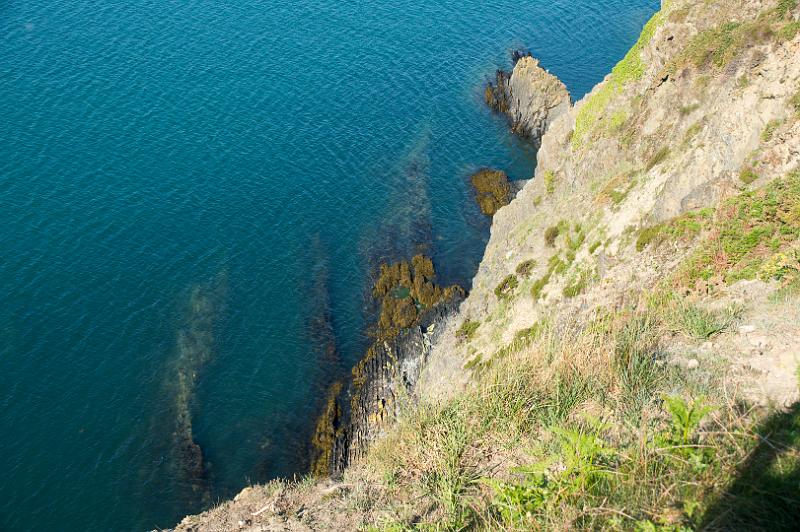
[470,168,512,216]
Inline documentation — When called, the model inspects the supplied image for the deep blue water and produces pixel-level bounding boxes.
[0,1,657,529]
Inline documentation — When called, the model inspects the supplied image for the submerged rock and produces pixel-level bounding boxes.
[470,168,512,216]
[167,277,227,502]
[486,54,571,144]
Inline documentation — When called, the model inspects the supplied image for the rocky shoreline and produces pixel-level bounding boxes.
[173,0,800,526]
[307,53,573,474]
[310,256,464,475]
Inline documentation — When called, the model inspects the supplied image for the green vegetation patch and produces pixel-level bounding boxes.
[543,169,556,194]
[456,320,481,341]
[649,291,741,339]
[530,271,552,301]
[761,119,782,142]
[571,8,667,148]
[494,274,519,300]
[515,259,537,278]
[684,121,703,145]
[597,171,637,207]
[680,103,701,116]
[669,20,773,73]
[562,268,592,298]
[368,293,800,530]
[740,166,759,185]
[791,89,800,115]
[544,225,560,247]
[778,21,800,40]
[533,223,587,300]
[645,147,670,171]
[667,5,800,80]
[776,0,798,19]
[636,209,713,252]
[677,172,800,286]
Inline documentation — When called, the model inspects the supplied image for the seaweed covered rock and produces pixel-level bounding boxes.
[471,168,512,216]
[486,54,571,143]
[310,255,464,475]
[309,382,344,477]
[374,254,447,334]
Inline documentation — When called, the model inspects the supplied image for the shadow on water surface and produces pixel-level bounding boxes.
[701,402,800,531]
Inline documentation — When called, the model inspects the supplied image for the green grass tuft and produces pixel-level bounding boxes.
[543,170,556,194]
[646,147,670,171]
[494,274,519,300]
[515,259,537,278]
[544,225,560,247]
[791,89,800,115]
[739,166,759,184]
[456,320,480,341]
[761,119,782,142]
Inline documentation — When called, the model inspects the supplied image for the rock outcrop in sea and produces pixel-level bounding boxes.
[485,54,571,143]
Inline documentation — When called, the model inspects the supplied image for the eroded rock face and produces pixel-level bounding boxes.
[486,55,571,143]
[424,0,800,402]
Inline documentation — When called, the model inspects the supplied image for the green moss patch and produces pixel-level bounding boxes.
[571,8,667,148]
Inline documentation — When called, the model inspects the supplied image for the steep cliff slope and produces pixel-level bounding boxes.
[423,0,800,403]
[175,0,800,529]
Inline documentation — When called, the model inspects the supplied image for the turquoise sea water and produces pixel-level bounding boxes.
[0,1,657,529]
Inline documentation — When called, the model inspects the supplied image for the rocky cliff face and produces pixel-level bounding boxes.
[421,0,800,402]
[328,294,463,472]
[485,55,571,142]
